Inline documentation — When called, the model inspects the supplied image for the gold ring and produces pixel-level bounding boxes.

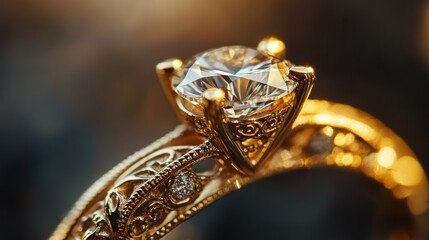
[51,37,428,240]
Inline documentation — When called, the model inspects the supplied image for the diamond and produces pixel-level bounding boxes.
[170,172,196,200]
[173,46,297,117]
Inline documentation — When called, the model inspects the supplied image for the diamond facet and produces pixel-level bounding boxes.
[170,172,196,200]
[173,46,297,117]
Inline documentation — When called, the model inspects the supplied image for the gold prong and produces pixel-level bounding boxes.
[201,88,227,164]
[156,58,183,118]
[288,66,315,83]
[257,37,286,58]
[202,88,225,104]
[202,88,254,175]
[258,65,315,166]
[201,88,226,129]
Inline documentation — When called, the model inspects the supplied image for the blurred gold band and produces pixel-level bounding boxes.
[50,99,428,240]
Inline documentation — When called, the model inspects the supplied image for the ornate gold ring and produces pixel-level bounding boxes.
[51,37,428,240]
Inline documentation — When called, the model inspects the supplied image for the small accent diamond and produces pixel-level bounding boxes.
[170,172,196,200]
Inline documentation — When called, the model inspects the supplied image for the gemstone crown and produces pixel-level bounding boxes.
[173,46,297,117]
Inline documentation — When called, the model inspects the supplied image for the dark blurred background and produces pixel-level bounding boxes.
[1,0,429,239]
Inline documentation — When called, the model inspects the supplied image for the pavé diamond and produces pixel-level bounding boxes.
[170,172,196,200]
[173,46,297,117]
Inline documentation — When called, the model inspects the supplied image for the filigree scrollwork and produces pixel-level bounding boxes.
[79,202,111,240]
[122,167,205,239]
[70,143,220,240]
[228,107,290,154]
[230,108,289,140]
[235,122,261,138]
[127,197,169,239]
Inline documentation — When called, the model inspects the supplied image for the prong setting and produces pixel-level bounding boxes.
[202,88,226,133]
[288,66,315,83]
[156,58,182,76]
[156,58,184,121]
[257,36,286,58]
[158,38,315,174]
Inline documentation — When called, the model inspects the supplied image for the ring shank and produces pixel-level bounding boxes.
[50,100,428,240]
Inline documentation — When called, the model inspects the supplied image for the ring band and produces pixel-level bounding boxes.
[51,37,428,240]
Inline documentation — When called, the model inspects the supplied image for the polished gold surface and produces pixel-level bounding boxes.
[257,36,286,58]
[51,37,428,240]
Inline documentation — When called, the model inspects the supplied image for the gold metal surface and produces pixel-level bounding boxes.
[51,37,428,240]
[257,36,286,58]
